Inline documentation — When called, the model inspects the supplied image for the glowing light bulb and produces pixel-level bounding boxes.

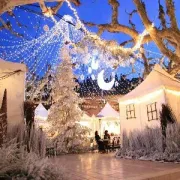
[88,67,92,74]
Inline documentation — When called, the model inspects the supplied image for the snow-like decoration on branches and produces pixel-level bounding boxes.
[48,46,89,153]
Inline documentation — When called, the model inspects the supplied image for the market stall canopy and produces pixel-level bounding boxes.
[97,102,119,118]
[35,103,48,120]
[119,64,180,102]
[0,59,27,129]
[81,113,92,120]
[0,59,27,72]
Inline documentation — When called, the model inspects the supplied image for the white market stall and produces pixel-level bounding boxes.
[80,103,120,137]
[78,113,98,136]
[0,59,26,130]
[119,64,180,134]
[96,102,120,136]
[34,103,49,130]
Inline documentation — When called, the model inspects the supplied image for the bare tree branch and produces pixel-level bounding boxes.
[7,11,27,28]
[158,0,166,28]
[120,39,134,46]
[0,0,180,77]
[166,0,178,30]
[0,17,23,37]
[52,2,64,14]
[133,0,180,67]
[108,0,119,24]
[0,0,80,15]
[84,21,140,42]
[139,46,150,77]
[126,9,137,30]
[168,64,180,75]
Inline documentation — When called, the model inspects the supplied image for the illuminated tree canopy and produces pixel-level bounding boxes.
[0,0,180,76]
[0,0,180,102]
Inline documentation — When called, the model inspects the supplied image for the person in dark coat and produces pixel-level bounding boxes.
[104,130,110,140]
[104,130,110,151]
[95,131,105,153]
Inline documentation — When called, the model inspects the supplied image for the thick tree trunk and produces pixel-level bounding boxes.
[0,0,80,15]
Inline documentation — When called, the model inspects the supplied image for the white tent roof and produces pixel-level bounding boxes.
[35,103,48,120]
[81,113,92,120]
[0,59,27,72]
[97,102,119,118]
[119,64,180,101]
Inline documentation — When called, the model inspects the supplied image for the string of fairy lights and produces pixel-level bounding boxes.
[0,1,167,102]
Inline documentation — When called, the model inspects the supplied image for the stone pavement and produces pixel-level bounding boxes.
[52,153,180,180]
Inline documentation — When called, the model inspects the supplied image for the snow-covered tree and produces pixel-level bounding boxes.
[48,46,89,153]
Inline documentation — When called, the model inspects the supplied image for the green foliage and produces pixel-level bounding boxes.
[160,104,176,128]
[160,104,176,151]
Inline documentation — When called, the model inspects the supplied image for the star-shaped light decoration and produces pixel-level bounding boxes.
[115,81,119,87]
[80,74,84,80]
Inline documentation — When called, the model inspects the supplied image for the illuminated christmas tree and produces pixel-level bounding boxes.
[48,45,89,153]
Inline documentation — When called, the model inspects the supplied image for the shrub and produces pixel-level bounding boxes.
[116,123,180,162]
[0,140,67,180]
[0,125,68,180]
[7,124,46,157]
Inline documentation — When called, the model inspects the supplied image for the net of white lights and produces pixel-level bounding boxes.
[0,1,165,102]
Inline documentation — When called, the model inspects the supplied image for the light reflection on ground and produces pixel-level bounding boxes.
[51,153,180,180]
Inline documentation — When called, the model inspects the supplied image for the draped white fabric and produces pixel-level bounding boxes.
[35,103,48,120]
[97,102,119,118]
[119,64,180,102]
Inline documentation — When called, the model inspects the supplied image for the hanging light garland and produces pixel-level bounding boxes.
[0,2,162,101]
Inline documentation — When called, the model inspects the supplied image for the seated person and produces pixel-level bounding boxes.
[104,130,110,141]
[104,130,110,151]
[95,131,105,153]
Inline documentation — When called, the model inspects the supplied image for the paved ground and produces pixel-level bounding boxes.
[52,153,180,180]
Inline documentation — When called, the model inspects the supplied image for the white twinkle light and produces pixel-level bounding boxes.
[72,57,77,63]
[130,58,135,64]
[91,59,99,70]
[91,74,95,80]
[80,74,84,80]
[88,67,92,74]
[92,49,98,56]
[75,64,80,69]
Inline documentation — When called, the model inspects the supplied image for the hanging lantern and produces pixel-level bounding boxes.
[43,25,49,32]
